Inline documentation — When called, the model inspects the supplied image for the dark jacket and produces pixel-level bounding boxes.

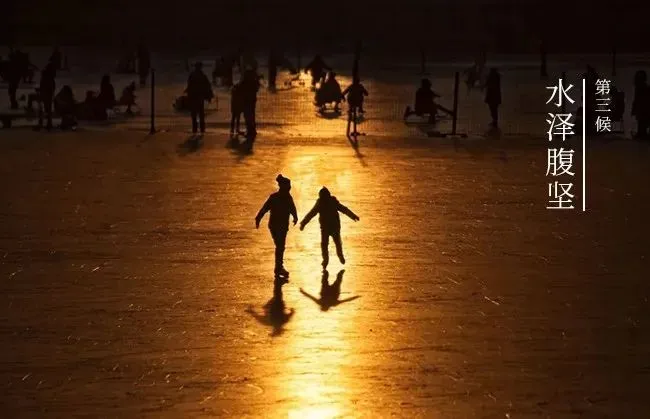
[186,70,213,102]
[256,192,298,232]
[415,87,437,113]
[342,83,368,106]
[301,196,358,233]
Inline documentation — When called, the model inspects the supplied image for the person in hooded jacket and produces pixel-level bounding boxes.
[300,187,359,269]
[256,175,298,277]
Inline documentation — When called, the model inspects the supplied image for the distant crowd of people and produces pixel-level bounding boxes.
[4,45,648,140]
[2,46,141,130]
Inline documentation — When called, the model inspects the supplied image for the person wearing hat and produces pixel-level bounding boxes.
[255,175,298,277]
[299,187,359,270]
[185,61,214,134]
[403,78,440,123]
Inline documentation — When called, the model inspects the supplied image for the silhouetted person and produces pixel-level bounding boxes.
[246,282,294,336]
[222,54,234,87]
[36,61,56,130]
[230,82,244,135]
[300,187,359,269]
[315,71,343,112]
[300,270,359,311]
[212,56,222,85]
[137,44,151,87]
[632,70,649,139]
[120,82,137,114]
[54,85,77,129]
[485,68,501,128]
[97,75,116,111]
[255,175,298,277]
[404,78,440,123]
[304,55,330,88]
[240,68,261,148]
[6,49,22,109]
[185,62,213,134]
[342,76,368,114]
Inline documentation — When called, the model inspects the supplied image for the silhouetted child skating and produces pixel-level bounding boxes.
[300,187,359,269]
[342,76,368,114]
[256,175,298,277]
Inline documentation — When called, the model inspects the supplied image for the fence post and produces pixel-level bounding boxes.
[451,72,460,136]
[149,68,155,134]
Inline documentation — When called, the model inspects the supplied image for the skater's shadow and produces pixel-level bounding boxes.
[347,135,367,167]
[227,134,254,161]
[177,134,203,156]
[246,280,294,336]
[300,270,360,312]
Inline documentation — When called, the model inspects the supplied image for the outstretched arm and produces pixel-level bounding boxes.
[299,200,320,230]
[289,196,298,225]
[255,198,271,228]
[300,289,320,305]
[337,201,359,221]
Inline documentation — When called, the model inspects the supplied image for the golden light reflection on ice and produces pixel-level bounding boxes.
[278,148,362,416]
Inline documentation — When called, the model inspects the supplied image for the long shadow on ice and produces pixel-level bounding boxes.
[300,270,360,312]
[246,280,294,337]
[177,134,203,155]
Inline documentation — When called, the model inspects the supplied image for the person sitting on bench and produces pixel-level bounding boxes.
[97,75,117,111]
[404,78,440,123]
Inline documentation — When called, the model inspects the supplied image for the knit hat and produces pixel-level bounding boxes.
[276,174,290,186]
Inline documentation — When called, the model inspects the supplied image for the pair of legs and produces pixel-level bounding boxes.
[37,95,53,130]
[488,103,499,128]
[230,105,242,134]
[243,103,257,141]
[321,229,345,269]
[270,228,288,275]
[189,100,206,134]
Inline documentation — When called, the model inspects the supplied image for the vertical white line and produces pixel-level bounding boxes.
[582,78,586,211]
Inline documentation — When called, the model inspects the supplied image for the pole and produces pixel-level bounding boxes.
[297,41,301,71]
[149,68,155,134]
[420,46,426,75]
[451,72,459,136]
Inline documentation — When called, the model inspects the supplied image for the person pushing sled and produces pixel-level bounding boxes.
[300,187,359,270]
